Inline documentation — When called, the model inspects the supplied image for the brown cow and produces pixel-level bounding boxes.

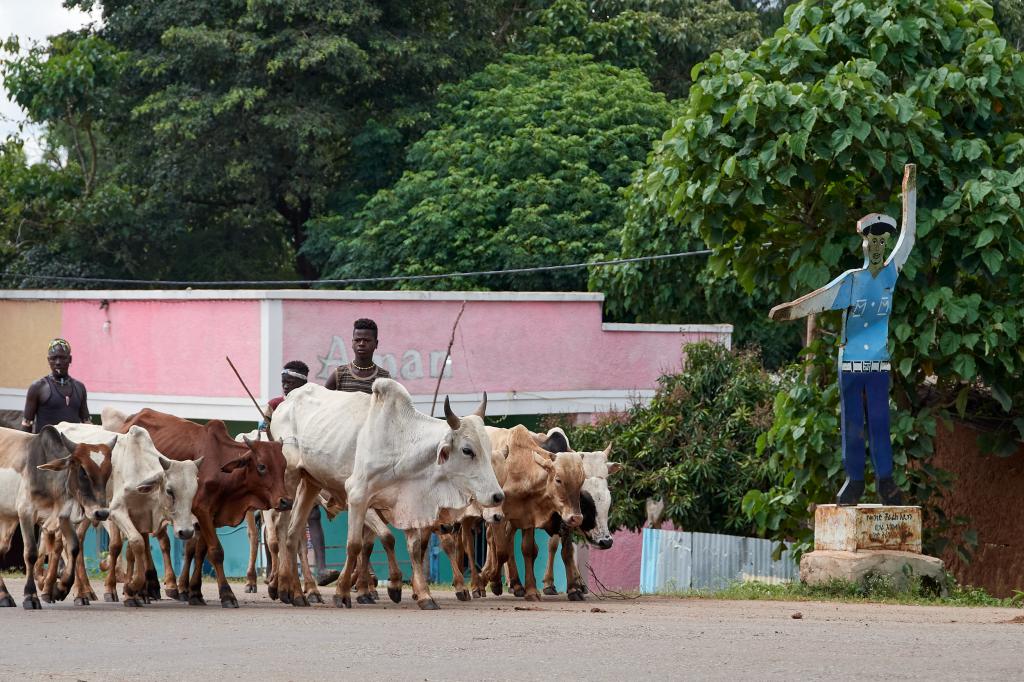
[0,426,113,609]
[478,425,585,601]
[113,409,291,608]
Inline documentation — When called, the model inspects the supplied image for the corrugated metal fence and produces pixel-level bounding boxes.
[640,528,797,593]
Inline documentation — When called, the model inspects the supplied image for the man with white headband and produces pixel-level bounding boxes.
[21,338,91,432]
[257,360,335,586]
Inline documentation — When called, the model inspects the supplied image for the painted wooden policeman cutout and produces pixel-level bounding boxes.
[769,164,917,506]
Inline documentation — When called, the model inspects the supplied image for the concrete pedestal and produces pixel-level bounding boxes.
[800,504,945,592]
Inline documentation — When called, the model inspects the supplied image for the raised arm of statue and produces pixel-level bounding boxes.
[886,163,916,272]
[768,269,855,322]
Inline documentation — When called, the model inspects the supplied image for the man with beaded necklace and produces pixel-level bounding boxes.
[21,338,91,432]
[324,318,391,392]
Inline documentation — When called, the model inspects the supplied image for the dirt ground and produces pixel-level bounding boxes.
[0,578,1021,681]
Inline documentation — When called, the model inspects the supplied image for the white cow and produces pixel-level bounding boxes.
[336,379,504,610]
[0,467,21,607]
[268,383,404,607]
[56,422,201,606]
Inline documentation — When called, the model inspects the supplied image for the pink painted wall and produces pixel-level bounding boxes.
[60,300,261,396]
[586,523,675,592]
[283,299,725,396]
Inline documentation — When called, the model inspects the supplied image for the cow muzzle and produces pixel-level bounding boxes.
[565,513,583,529]
[93,509,110,522]
[596,537,613,550]
[277,498,293,511]
[176,527,195,540]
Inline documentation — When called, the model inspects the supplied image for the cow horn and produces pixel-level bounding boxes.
[603,443,613,456]
[473,392,487,418]
[158,454,173,471]
[105,436,118,451]
[242,435,255,449]
[443,397,461,430]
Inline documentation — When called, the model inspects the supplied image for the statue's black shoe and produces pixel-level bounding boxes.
[836,478,865,506]
[877,477,904,505]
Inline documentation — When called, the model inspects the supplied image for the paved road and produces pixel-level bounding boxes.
[1,578,1021,680]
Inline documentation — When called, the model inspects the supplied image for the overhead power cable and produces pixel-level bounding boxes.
[0,248,713,288]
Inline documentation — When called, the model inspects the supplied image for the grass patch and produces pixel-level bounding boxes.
[659,575,1024,608]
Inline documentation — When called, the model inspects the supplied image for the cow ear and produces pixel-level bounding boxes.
[157,455,173,471]
[136,473,163,494]
[436,441,450,465]
[38,455,73,472]
[221,454,252,473]
[607,462,622,475]
[500,445,510,460]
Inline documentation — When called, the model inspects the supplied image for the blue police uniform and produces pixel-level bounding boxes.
[829,260,897,481]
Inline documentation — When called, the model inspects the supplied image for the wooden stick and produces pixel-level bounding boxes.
[226,355,268,421]
[430,301,467,417]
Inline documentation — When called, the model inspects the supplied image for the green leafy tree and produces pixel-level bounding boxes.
[522,0,763,98]
[313,53,673,291]
[561,342,780,534]
[604,0,1024,556]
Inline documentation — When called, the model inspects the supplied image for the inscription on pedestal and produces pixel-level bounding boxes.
[814,504,921,553]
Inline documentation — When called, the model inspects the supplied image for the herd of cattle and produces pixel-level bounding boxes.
[0,380,619,610]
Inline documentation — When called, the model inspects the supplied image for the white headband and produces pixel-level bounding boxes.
[282,369,307,380]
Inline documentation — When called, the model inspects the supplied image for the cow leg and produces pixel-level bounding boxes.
[300,539,323,604]
[177,533,197,602]
[264,511,280,599]
[155,527,179,600]
[109,508,147,607]
[39,529,62,602]
[73,520,98,603]
[187,535,208,605]
[352,526,377,605]
[335,494,369,608]
[244,510,259,594]
[197,515,237,608]
[408,527,438,610]
[562,534,584,601]
[520,529,541,601]
[366,510,401,603]
[143,533,162,600]
[483,521,512,596]
[506,530,526,598]
[440,530,469,601]
[0,519,18,606]
[279,477,321,607]
[50,513,81,601]
[19,509,42,609]
[104,522,123,602]
[543,534,561,595]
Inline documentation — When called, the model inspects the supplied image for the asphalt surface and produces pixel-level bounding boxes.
[0,578,1021,681]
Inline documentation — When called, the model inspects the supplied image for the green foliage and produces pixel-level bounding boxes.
[313,53,673,291]
[560,342,780,534]
[603,0,1024,554]
[522,0,763,98]
[669,574,1023,607]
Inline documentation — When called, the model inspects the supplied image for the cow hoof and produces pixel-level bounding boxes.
[490,582,503,596]
[176,590,190,602]
[267,585,279,600]
[188,595,207,606]
[74,597,90,606]
[513,586,526,599]
[524,593,541,602]
[165,588,179,601]
[22,595,42,610]
[417,598,440,611]
[39,592,53,604]
[148,590,162,601]
[580,584,590,595]
[356,594,375,605]
[220,596,239,609]
[290,595,309,608]
[543,586,559,596]
[333,595,351,609]
[244,584,257,594]
[387,586,402,603]
[279,590,293,605]
[306,592,323,604]
[88,590,98,601]
[472,589,485,599]
[0,594,15,607]
[567,590,586,602]
[123,597,142,607]
[103,592,118,603]
[455,590,470,602]
[370,588,380,600]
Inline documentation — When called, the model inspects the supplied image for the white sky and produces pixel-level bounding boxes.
[0,0,103,160]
